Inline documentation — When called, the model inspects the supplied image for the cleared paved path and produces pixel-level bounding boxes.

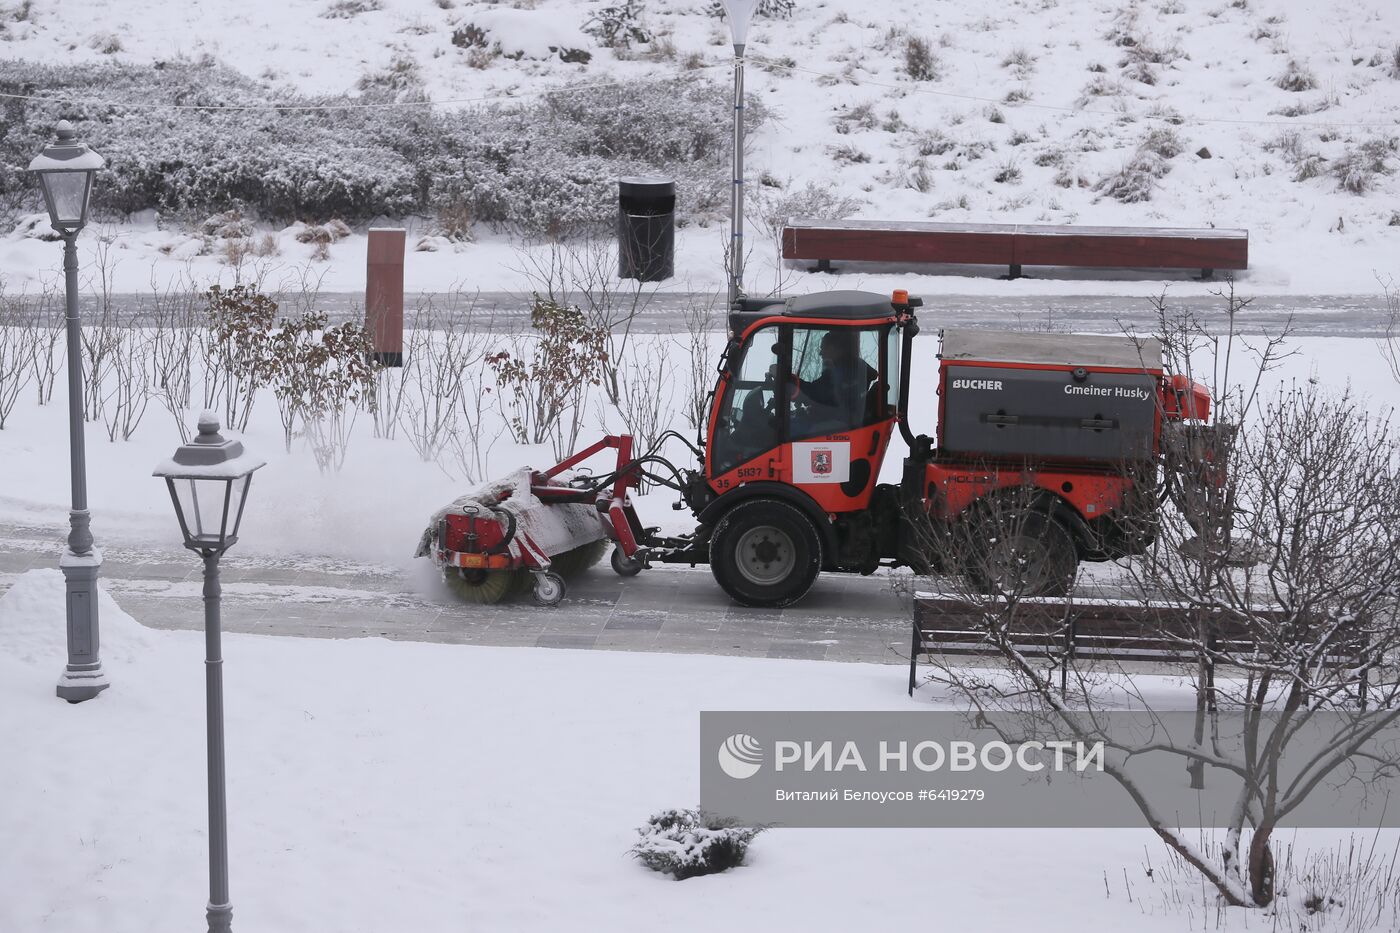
[0,520,915,664]
[33,292,1398,336]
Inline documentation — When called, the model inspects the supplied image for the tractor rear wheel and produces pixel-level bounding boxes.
[710,499,823,608]
[964,511,1078,598]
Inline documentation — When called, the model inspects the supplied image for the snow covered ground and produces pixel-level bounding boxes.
[5,568,1399,933]
[2,0,1399,296]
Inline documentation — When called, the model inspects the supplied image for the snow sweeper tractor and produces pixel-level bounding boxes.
[417,288,1225,608]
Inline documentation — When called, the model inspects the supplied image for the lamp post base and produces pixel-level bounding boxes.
[56,666,109,703]
[57,546,108,703]
[206,901,232,933]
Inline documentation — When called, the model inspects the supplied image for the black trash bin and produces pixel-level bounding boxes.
[617,176,675,282]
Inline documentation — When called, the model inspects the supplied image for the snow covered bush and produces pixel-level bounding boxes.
[1275,58,1318,91]
[1140,126,1184,159]
[583,0,651,49]
[707,0,794,22]
[630,809,764,881]
[1331,137,1396,194]
[1096,151,1168,202]
[0,63,757,235]
[904,36,941,81]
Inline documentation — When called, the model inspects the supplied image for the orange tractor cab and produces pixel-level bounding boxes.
[420,289,1220,608]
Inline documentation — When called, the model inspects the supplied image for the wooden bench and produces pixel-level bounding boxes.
[909,593,1370,703]
[782,219,1249,280]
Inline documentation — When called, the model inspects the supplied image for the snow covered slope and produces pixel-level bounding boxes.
[1,0,1398,294]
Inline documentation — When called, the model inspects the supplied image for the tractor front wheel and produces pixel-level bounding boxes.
[710,499,823,608]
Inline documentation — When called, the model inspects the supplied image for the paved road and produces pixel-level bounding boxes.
[0,520,916,664]
[28,291,1399,336]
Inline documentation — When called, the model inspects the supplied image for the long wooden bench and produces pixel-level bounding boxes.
[909,593,1370,703]
[782,219,1249,280]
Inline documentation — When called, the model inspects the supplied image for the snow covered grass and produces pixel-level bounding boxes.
[5,567,1400,932]
[0,0,1398,294]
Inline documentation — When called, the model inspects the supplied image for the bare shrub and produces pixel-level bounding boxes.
[1275,58,1318,91]
[321,0,382,18]
[678,295,722,435]
[0,291,36,430]
[1001,47,1036,76]
[608,343,676,471]
[267,314,377,472]
[143,277,201,442]
[488,296,607,459]
[1077,75,1125,105]
[914,130,956,157]
[204,283,276,432]
[395,299,489,470]
[992,159,1022,184]
[904,36,941,81]
[516,238,654,407]
[102,324,151,442]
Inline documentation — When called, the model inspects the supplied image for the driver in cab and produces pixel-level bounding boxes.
[790,331,880,437]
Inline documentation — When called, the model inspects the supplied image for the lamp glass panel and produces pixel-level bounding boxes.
[40,170,92,227]
[226,474,251,540]
[174,477,232,546]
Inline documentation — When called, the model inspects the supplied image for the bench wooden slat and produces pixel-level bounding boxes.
[782,219,1249,275]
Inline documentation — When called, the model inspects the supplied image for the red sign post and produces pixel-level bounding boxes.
[365,228,406,366]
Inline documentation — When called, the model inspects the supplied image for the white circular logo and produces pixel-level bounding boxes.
[718,733,764,780]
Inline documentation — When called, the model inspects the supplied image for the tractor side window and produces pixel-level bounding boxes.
[712,325,781,474]
[789,326,885,441]
[885,325,901,413]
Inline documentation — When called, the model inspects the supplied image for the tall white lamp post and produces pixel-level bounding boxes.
[29,120,108,703]
[154,413,265,933]
[722,0,758,305]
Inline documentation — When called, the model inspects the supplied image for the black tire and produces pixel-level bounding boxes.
[611,546,644,577]
[532,571,566,607]
[963,510,1078,598]
[710,498,824,608]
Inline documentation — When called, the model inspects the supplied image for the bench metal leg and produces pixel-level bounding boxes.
[1200,268,1214,280]
[908,622,920,697]
[1008,263,1023,280]
[810,258,835,274]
